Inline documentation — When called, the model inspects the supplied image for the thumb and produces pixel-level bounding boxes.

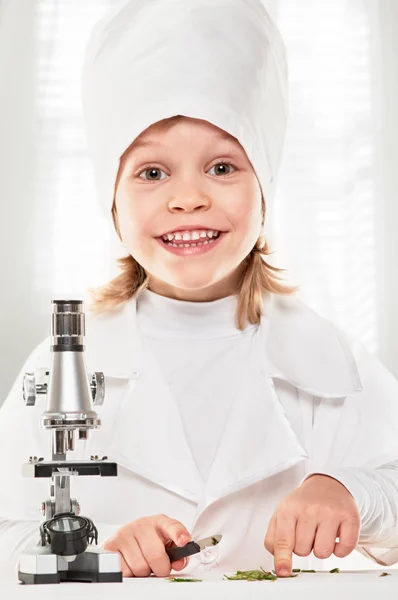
[156,515,191,547]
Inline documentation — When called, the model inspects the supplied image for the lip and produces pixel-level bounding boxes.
[156,232,226,257]
[159,225,225,237]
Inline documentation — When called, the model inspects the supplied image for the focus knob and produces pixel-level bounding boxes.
[23,373,36,406]
[91,372,105,406]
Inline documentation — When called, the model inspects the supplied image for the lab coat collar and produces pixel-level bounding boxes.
[260,293,363,397]
[85,291,363,399]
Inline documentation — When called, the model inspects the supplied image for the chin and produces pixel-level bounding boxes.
[160,270,227,293]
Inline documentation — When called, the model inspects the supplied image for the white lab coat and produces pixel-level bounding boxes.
[1,292,398,575]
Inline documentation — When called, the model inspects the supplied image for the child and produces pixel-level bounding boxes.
[1,0,398,580]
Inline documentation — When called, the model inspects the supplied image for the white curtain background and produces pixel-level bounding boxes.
[1,0,397,397]
[0,0,397,572]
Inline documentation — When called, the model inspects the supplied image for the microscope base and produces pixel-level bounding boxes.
[18,543,123,584]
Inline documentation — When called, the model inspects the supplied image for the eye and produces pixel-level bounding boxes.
[139,167,168,182]
[208,162,236,177]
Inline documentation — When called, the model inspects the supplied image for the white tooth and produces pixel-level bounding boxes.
[184,243,191,247]
[174,233,182,241]
[204,240,209,244]
[167,233,174,241]
[192,231,200,240]
[200,231,207,238]
[182,232,191,241]
[207,230,214,238]
[162,235,168,241]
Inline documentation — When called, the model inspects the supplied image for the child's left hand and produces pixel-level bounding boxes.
[264,474,360,577]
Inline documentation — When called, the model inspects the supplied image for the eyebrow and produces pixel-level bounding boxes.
[131,131,239,151]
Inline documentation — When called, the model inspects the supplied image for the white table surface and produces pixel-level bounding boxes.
[1,569,398,600]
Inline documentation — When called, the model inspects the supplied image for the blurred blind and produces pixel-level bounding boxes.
[266,0,378,352]
[33,0,115,300]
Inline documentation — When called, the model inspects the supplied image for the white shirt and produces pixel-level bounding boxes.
[136,289,260,481]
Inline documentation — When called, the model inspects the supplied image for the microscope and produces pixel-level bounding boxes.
[18,300,123,584]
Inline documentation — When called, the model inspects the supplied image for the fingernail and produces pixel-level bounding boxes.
[278,568,290,576]
[178,534,189,545]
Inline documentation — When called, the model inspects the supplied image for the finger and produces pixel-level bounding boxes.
[294,515,318,557]
[334,516,360,558]
[273,514,297,577]
[154,514,191,547]
[103,537,135,578]
[135,521,172,578]
[119,535,152,578]
[119,554,134,578]
[264,514,277,554]
[313,519,340,559]
[171,556,190,572]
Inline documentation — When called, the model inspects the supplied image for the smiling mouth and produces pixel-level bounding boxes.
[162,231,221,248]
[156,230,226,256]
[160,229,221,247]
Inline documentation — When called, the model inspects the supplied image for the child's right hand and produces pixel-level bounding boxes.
[102,514,192,577]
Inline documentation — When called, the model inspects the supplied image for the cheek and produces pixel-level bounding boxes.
[227,188,262,237]
[116,195,163,268]
[117,198,152,246]
[118,211,138,248]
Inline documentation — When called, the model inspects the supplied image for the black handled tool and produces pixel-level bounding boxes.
[166,534,222,562]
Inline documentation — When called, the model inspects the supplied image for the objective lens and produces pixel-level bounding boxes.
[40,513,98,556]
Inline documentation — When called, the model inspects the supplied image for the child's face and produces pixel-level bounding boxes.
[114,116,263,300]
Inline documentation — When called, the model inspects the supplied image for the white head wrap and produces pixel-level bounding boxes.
[81,0,288,227]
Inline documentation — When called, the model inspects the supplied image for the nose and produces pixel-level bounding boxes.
[168,193,211,213]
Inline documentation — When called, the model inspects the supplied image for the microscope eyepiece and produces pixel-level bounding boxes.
[52,300,83,310]
[51,300,85,352]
